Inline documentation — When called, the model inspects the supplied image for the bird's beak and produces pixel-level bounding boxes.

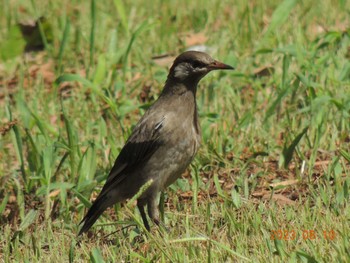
[208,60,234,71]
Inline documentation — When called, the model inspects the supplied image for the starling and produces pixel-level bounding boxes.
[79,51,234,235]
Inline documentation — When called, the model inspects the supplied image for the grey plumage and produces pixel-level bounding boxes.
[78,51,233,235]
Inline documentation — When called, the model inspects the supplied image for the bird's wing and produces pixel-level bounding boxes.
[98,114,166,195]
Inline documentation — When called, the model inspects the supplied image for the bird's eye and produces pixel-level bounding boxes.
[192,61,204,68]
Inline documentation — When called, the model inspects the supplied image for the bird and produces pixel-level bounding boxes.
[78,51,234,235]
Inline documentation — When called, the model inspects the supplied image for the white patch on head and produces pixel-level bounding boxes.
[173,63,190,80]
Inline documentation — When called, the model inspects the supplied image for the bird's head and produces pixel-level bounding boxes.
[168,51,234,84]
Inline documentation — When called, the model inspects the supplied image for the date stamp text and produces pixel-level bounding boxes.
[270,229,336,241]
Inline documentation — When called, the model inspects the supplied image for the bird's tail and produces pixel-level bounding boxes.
[78,195,110,236]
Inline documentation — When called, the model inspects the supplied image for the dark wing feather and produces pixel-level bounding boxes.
[78,115,165,235]
[98,115,165,196]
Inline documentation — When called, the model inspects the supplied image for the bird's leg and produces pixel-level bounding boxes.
[147,195,160,225]
[147,195,169,232]
[137,201,150,231]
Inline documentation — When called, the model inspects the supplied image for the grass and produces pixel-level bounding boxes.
[0,0,350,262]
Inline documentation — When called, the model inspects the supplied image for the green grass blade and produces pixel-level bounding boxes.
[113,0,129,34]
[58,18,71,73]
[88,0,96,78]
[281,126,308,168]
[264,0,298,37]
[339,149,350,163]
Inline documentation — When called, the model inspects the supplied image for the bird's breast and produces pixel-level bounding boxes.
[159,111,201,187]
[137,92,202,193]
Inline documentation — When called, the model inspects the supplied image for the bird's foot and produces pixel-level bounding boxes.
[153,218,170,234]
